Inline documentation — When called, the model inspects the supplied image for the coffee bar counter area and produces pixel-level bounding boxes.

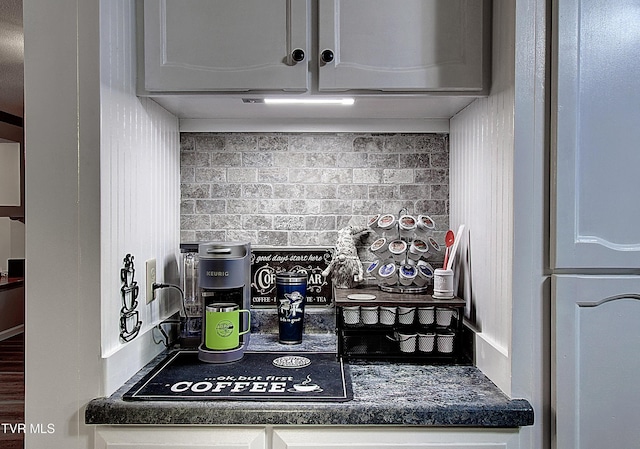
[86,331,534,428]
[0,276,23,291]
[0,275,25,338]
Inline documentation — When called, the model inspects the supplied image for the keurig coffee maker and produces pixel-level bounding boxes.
[198,241,252,363]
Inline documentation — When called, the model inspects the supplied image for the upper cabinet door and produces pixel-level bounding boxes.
[317,0,490,92]
[142,0,309,92]
[552,0,640,269]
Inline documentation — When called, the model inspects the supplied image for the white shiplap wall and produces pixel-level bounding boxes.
[449,1,515,395]
[100,0,180,389]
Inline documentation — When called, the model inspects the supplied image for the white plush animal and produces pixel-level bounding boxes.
[322,225,370,288]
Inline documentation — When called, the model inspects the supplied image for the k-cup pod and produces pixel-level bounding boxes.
[342,305,360,325]
[361,306,379,325]
[399,264,417,286]
[435,307,455,327]
[397,332,417,353]
[437,331,455,353]
[398,215,417,240]
[418,332,436,352]
[378,262,398,285]
[414,262,435,286]
[408,239,429,261]
[388,240,408,263]
[416,214,436,237]
[368,214,382,234]
[398,306,416,325]
[427,237,441,257]
[377,214,398,238]
[366,259,383,280]
[370,237,391,260]
[418,306,435,325]
[432,268,454,299]
[413,274,426,286]
[379,306,397,325]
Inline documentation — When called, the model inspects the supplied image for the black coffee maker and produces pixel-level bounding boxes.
[197,241,251,363]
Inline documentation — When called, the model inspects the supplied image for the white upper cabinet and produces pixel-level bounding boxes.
[141,0,309,92]
[318,0,490,92]
[552,0,640,269]
[140,0,490,94]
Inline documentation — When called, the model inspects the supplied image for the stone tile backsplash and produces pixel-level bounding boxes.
[180,133,449,258]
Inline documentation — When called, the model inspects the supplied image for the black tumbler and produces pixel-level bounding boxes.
[276,271,308,344]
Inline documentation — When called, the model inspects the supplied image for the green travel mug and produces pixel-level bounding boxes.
[205,303,250,350]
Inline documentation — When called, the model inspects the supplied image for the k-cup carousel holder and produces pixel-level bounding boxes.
[367,209,442,295]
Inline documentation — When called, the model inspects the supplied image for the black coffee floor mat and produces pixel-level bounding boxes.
[123,351,352,402]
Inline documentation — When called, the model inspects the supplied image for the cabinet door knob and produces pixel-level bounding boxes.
[291,48,305,63]
[321,49,334,64]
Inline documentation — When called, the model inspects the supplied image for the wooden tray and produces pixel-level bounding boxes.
[334,286,465,307]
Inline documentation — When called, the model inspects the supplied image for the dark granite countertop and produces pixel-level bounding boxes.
[85,333,533,428]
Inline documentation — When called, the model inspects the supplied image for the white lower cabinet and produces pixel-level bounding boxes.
[95,426,520,449]
[273,428,520,449]
[553,275,640,449]
[94,427,266,449]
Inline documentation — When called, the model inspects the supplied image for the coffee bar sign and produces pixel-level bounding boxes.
[250,247,333,307]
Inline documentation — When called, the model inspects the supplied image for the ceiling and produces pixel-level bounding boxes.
[0,0,23,118]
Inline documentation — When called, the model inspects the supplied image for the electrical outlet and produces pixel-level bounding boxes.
[146,258,157,304]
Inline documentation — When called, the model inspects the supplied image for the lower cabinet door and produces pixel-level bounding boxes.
[95,427,266,449]
[273,427,520,449]
[553,275,640,449]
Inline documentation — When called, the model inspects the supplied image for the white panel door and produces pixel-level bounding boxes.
[553,275,640,449]
[142,0,308,92]
[317,0,489,92]
[552,0,640,269]
[273,427,520,449]
[95,427,266,449]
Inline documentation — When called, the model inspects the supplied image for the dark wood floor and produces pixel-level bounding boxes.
[0,333,25,449]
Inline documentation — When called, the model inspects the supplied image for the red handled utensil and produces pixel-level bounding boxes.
[442,229,454,269]
[446,224,466,271]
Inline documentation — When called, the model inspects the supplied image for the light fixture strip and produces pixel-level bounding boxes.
[262,98,355,105]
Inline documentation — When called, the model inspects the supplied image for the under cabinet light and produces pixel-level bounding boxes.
[265,98,355,105]
[243,98,355,106]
